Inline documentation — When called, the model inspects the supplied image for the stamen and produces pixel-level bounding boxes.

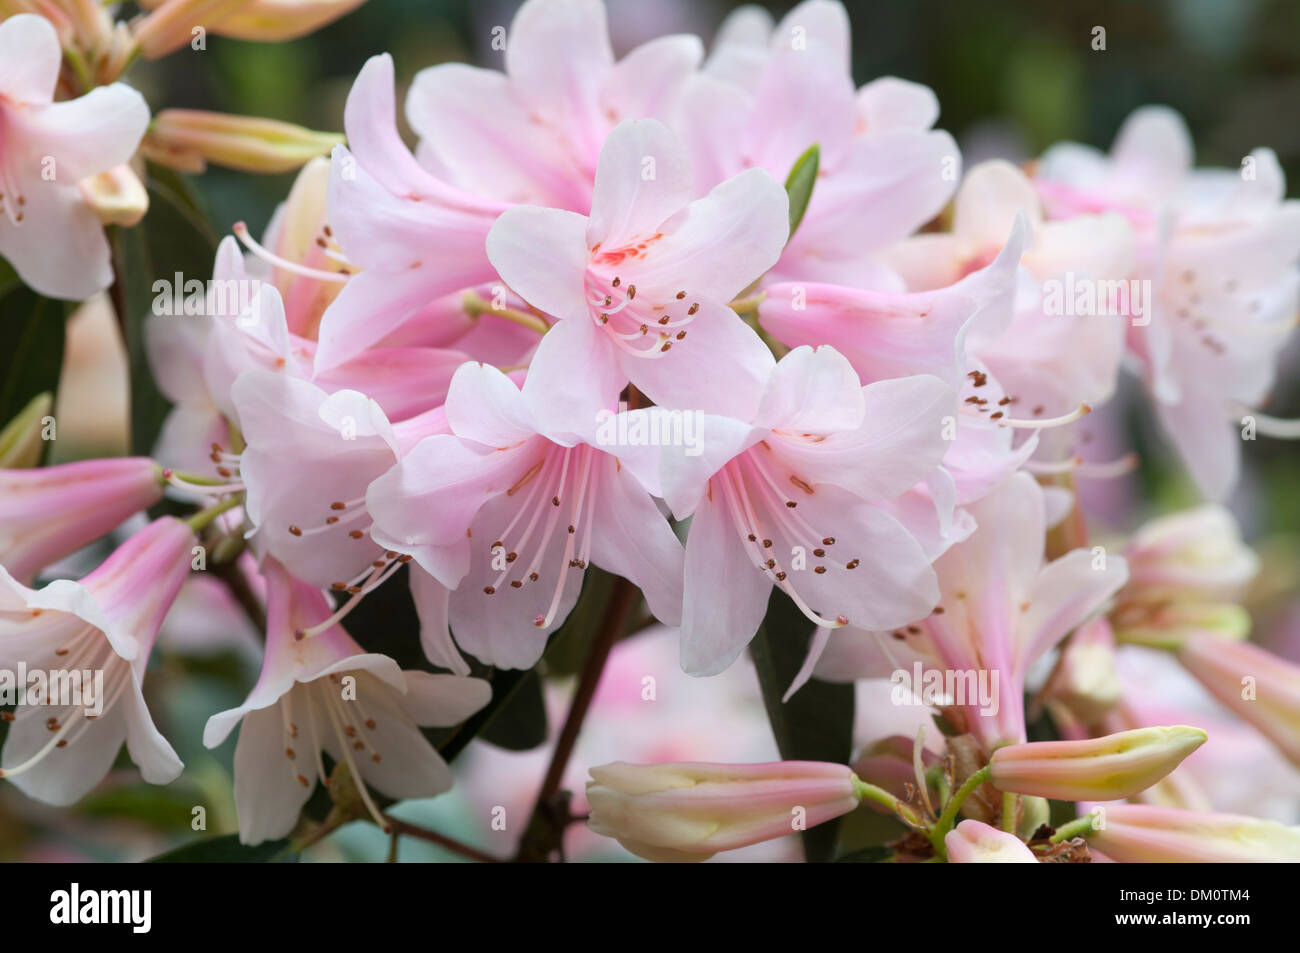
[232,222,350,283]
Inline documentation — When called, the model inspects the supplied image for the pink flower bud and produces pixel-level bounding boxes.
[1179,634,1300,768]
[1087,804,1300,862]
[944,820,1039,863]
[989,725,1207,802]
[0,458,163,584]
[586,761,860,862]
[1123,506,1258,599]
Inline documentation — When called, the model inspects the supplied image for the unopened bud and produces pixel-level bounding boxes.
[989,726,1207,802]
[142,109,343,174]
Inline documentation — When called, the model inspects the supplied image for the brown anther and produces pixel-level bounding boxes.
[286,748,296,759]
[846,559,860,569]
[297,774,310,787]
[568,525,575,534]
[785,501,797,508]
[765,559,776,569]
[331,582,347,591]
[511,580,523,588]
[552,496,561,506]
[484,586,496,594]
[775,571,787,581]
[331,501,347,510]
[687,303,699,315]
[675,331,686,340]
[676,291,686,299]
[813,548,825,557]
[822,537,835,545]
[626,285,636,299]
[612,277,621,287]
[349,530,364,539]
[289,525,303,536]
[347,585,362,595]
[529,572,539,581]
[326,516,339,524]
[814,566,827,574]
[661,342,672,352]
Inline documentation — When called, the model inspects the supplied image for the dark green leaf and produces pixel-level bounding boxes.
[0,283,64,464]
[783,144,820,241]
[147,833,296,863]
[750,588,855,863]
[478,668,547,751]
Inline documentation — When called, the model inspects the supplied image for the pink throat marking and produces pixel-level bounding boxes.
[584,243,698,358]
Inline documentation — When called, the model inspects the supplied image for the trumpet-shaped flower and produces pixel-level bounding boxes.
[366,361,685,670]
[630,345,955,676]
[204,558,490,844]
[486,117,789,419]
[405,0,701,211]
[0,14,150,299]
[797,472,1129,750]
[0,518,192,805]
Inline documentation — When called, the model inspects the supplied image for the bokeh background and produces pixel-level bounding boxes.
[4,0,1299,861]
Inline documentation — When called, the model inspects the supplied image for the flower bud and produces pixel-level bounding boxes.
[944,820,1038,863]
[1178,635,1300,767]
[79,165,149,226]
[134,0,366,42]
[1087,804,1300,862]
[0,457,163,583]
[989,726,1207,802]
[142,109,344,174]
[0,392,53,469]
[1111,506,1258,648]
[133,0,255,59]
[586,761,860,862]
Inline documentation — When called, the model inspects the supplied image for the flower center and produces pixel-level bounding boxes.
[584,256,697,358]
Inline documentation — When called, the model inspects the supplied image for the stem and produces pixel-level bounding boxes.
[462,290,550,335]
[1001,791,1018,833]
[852,776,924,827]
[928,765,992,858]
[211,557,266,634]
[384,815,501,863]
[186,494,242,532]
[728,292,767,314]
[515,575,639,861]
[1050,812,1100,844]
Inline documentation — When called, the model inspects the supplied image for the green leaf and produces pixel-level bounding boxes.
[0,283,65,465]
[478,668,548,751]
[147,833,296,863]
[112,165,220,457]
[783,144,820,241]
[750,588,855,863]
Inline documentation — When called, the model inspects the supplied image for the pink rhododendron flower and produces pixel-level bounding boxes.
[628,345,955,675]
[204,558,490,844]
[366,362,684,669]
[681,0,958,289]
[0,14,150,299]
[486,117,789,419]
[1036,106,1300,499]
[797,472,1129,750]
[0,518,193,804]
[406,0,701,211]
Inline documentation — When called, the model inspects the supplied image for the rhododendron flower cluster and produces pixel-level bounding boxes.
[1,0,1298,868]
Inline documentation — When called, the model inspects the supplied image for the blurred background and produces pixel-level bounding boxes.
[4,0,1299,861]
